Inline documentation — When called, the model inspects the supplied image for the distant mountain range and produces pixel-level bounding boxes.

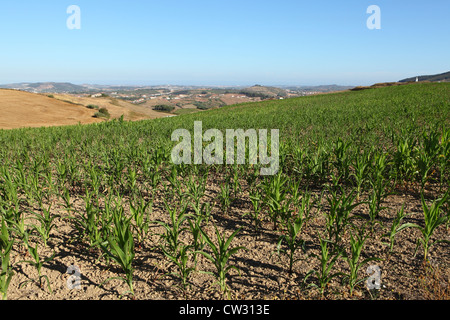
[0,82,88,93]
[399,71,450,83]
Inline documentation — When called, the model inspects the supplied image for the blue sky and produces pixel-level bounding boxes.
[0,0,448,86]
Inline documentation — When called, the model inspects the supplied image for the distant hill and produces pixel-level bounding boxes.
[399,71,450,83]
[239,85,289,99]
[281,84,354,92]
[0,82,88,93]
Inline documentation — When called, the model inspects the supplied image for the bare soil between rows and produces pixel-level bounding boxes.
[5,178,450,301]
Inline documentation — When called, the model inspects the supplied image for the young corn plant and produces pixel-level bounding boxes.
[126,166,138,196]
[157,202,190,257]
[30,205,59,248]
[218,182,232,216]
[19,233,55,293]
[276,207,307,274]
[198,224,246,299]
[393,135,417,188]
[166,166,185,203]
[382,205,415,254]
[288,179,303,207]
[245,187,263,235]
[231,165,242,199]
[438,127,449,192]
[351,153,370,201]
[263,172,289,231]
[164,242,195,293]
[416,128,441,191]
[186,174,205,205]
[341,226,381,296]
[332,138,352,183]
[69,191,102,248]
[325,187,359,246]
[306,236,343,298]
[129,197,153,246]
[0,219,14,300]
[100,208,136,298]
[188,214,206,270]
[60,186,73,215]
[366,188,388,234]
[411,193,449,262]
[2,204,30,245]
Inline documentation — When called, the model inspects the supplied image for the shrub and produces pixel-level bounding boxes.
[153,105,175,112]
[87,104,99,110]
[94,108,110,119]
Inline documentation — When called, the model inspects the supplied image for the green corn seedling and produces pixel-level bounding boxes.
[157,202,190,257]
[231,165,242,199]
[0,219,14,300]
[100,209,136,298]
[382,205,415,253]
[70,191,102,247]
[163,242,195,292]
[263,172,288,230]
[19,234,55,293]
[188,215,206,269]
[30,205,59,247]
[366,188,388,233]
[333,138,352,182]
[218,182,232,216]
[411,193,449,262]
[245,187,263,234]
[342,227,380,296]
[325,187,359,245]
[129,197,153,245]
[61,187,73,214]
[276,207,306,274]
[307,236,343,297]
[198,224,246,298]
[351,154,369,201]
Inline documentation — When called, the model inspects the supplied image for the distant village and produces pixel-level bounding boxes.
[85,87,320,109]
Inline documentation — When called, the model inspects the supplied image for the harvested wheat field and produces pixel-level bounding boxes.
[53,94,172,122]
[0,89,172,130]
[0,89,102,129]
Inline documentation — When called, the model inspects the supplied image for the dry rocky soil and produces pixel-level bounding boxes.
[5,177,449,301]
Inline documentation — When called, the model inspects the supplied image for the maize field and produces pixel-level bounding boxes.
[0,83,449,300]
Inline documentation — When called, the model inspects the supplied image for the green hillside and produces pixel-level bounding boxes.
[399,71,450,83]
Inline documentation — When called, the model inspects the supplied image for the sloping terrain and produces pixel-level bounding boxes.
[52,94,172,121]
[0,83,448,301]
[0,89,172,130]
[0,89,101,129]
[399,71,450,83]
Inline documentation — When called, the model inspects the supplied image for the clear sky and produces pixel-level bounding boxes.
[0,0,448,86]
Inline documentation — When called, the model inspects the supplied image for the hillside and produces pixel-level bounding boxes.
[399,71,450,83]
[0,89,101,129]
[0,89,173,130]
[52,94,172,121]
[0,82,448,301]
